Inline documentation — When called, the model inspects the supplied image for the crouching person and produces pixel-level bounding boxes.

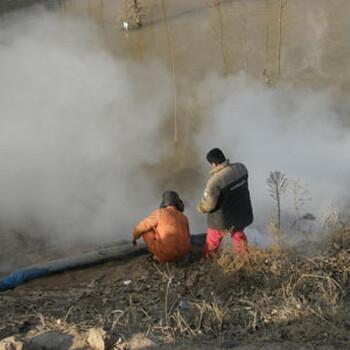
[132,191,191,262]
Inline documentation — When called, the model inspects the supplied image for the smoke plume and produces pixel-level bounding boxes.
[1,6,350,271]
[194,73,350,243]
[0,9,173,249]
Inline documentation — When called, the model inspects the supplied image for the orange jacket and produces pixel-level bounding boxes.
[133,206,191,262]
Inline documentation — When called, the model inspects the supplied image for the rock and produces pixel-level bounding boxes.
[0,336,23,350]
[26,331,74,350]
[127,333,155,349]
[86,328,106,350]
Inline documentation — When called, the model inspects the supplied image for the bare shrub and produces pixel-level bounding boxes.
[267,170,288,249]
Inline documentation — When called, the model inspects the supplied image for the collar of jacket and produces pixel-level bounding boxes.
[208,159,230,176]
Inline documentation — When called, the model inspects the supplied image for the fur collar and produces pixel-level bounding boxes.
[209,159,230,176]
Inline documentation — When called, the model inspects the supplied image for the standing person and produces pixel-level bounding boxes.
[132,191,191,262]
[197,148,253,258]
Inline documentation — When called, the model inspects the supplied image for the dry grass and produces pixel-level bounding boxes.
[113,227,349,346]
[1,226,350,348]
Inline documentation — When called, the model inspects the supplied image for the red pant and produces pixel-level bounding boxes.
[203,228,248,259]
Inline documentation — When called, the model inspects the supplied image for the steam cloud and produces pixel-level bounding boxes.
[0,9,173,247]
[195,73,350,242]
[0,7,349,268]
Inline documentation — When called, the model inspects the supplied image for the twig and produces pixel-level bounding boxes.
[307,305,337,328]
[63,305,75,323]
[297,273,342,291]
[278,0,288,75]
[176,311,196,336]
[165,276,173,326]
[161,0,178,144]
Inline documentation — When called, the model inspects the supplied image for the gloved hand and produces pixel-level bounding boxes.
[197,202,207,214]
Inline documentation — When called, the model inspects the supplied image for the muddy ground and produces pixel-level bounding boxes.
[1,236,350,349]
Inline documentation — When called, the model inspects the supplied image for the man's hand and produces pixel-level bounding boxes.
[197,202,207,214]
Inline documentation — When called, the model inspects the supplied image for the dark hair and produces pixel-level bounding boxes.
[206,148,226,165]
[159,190,184,212]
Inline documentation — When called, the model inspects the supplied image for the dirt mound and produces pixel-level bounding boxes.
[1,229,350,349]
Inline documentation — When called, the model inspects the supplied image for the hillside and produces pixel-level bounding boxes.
[1,228,350,349]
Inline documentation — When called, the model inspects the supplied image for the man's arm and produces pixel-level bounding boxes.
[197,183,221,214]
[132,215,157,245]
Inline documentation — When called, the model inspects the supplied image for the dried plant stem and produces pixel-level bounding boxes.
[265,25,269,66]
[165,276,173,326]
[63,305,75,322]
[291,180,305,267]
[263,26,272,87]
[123,0,142,28]
[298,273,342,291]
[132,0,142,27]
[307,306,337,328]
[161,0,178,144]
[242,0,248,72]
[214,0,230,74]
[123,0,129,23]
[278,0,287,75]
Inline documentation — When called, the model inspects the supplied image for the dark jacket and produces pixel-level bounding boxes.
[198,159,253,231]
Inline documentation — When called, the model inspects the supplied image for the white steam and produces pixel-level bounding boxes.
[195,73,350,242]
[1,7,349,263]
[0,9,172,244]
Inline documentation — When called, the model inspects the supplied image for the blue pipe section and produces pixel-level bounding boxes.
[0,234,206,292]
[0,245,147,292]
[0,268,48,291]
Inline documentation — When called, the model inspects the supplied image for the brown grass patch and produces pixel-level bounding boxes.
[1,227,350,348]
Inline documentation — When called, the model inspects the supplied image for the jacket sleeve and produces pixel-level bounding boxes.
[198,181,221,213]
[133,214,158,241]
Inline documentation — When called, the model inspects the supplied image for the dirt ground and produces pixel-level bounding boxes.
[1,238,350,349]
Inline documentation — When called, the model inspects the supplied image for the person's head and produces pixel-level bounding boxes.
[206,148,226,167]
[159,190,184,212]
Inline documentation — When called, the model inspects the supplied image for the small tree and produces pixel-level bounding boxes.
[267,170,288,248]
